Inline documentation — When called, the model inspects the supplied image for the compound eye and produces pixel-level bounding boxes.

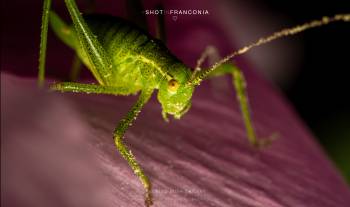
[168,79,179,92]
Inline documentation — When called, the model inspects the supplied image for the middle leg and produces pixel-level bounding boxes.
[51,82,134,95]
[113,88,154,207]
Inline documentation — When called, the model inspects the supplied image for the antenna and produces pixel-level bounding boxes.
[189,14,350,85]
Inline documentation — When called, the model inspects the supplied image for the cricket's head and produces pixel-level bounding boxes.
[157,64,195,120]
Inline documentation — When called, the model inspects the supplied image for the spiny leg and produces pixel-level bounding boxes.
[207,63,278,148]
[193,45,270,146]
[51,82,133,95]
[68,0,96,81]
[53,81,155,205]
[38,0,52,87]
[113,89,154,207]
[64,0,115,85]
[39,0,82,85]
[50,0,96,82]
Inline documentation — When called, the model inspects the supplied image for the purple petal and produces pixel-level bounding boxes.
[2,71,350,206]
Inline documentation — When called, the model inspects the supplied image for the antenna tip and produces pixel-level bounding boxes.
[334,14,350,22]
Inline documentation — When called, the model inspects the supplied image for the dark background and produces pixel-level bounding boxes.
[254,0,350,182]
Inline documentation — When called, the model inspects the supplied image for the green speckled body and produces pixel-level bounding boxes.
[74,14,190,94]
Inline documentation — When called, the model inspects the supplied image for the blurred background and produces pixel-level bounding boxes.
[1,0,349,183]
[207,0,350,183]
[245,0,350,183]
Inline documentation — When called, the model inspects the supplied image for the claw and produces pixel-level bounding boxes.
[144,188,153,207]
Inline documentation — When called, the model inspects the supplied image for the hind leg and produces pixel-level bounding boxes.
[68,0,96,81]
[38,0,52,86]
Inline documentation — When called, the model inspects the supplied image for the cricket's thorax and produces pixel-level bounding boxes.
[75,14,189,94]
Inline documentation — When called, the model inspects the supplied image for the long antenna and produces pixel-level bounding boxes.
[189,14,350,85]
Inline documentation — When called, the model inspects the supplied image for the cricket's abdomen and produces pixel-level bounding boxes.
[77,14,180,93]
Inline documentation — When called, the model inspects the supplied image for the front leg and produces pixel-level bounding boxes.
[113,88,154,207]
[52,81,154,205]
[208,64,278,148]
[193,46,278,148]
